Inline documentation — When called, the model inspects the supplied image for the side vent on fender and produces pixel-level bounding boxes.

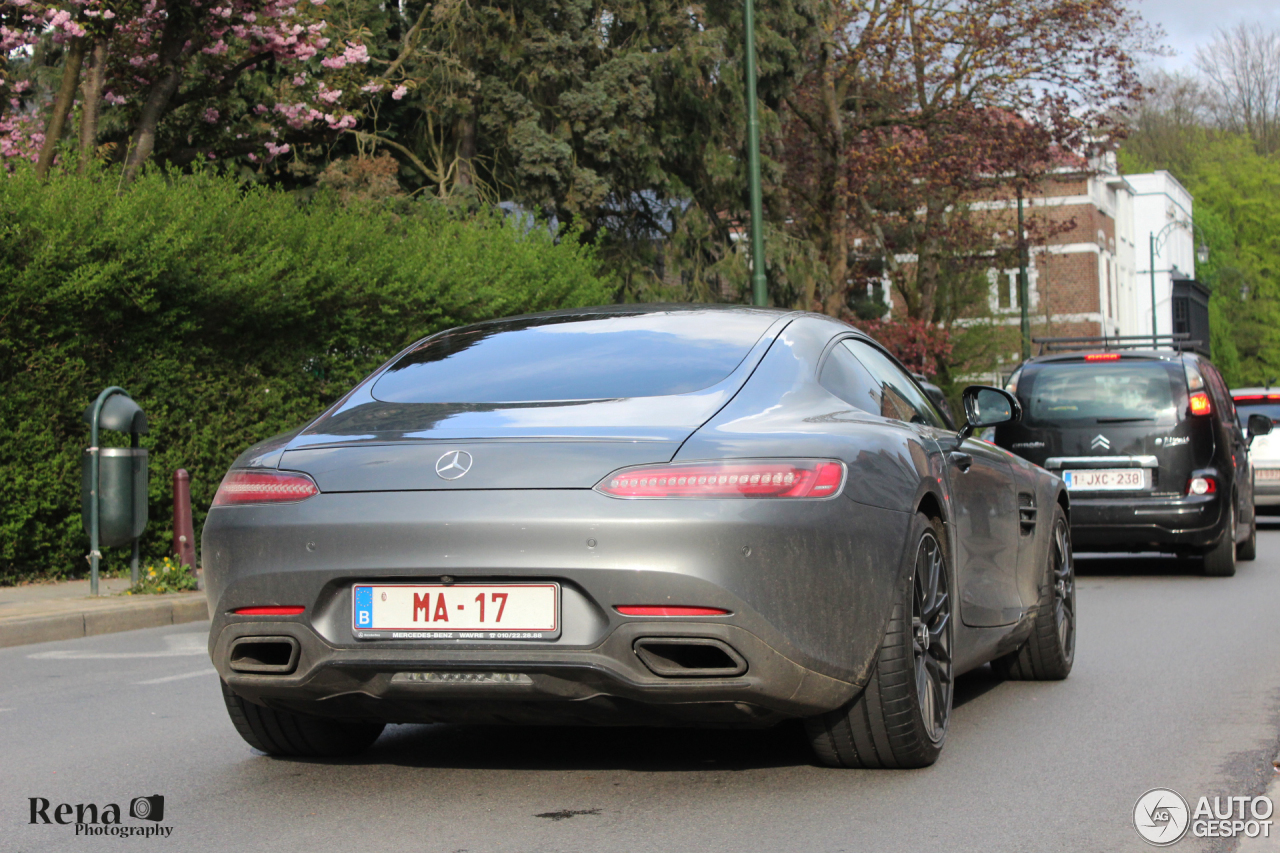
[1018,493,1037,536]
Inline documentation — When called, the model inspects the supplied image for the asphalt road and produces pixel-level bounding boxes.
[6,527,1280,853]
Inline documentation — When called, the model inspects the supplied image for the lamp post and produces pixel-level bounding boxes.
[744,0,767,307]
[1017,190,1030,361]
[1148,220,1210,346]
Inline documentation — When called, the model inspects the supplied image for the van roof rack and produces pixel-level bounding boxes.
[1031,334,1202,355]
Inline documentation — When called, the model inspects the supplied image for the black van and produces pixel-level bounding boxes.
[994,348,1270,576]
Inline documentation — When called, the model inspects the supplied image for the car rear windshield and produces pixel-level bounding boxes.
[1018,360,1182,427]
[1234,400,1280,428]
[370,310,776,404]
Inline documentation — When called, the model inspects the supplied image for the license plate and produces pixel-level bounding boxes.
[1062,468,1150,491]
[1258,469,1280,481]
[352,584,559,640]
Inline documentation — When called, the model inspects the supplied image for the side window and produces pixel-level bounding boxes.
[819,340,883,415]
[1200,362,1236,426]
[844,340,946,428]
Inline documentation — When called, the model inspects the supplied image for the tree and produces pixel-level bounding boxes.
[1121,120,1280,387]
[780,0,1152,321]
[1196,23,1280,155]
[1,0,368,180]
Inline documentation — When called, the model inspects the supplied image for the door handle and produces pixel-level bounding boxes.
[950,452,973,472]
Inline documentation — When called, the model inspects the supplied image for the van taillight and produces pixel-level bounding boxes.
[1189,392,1212,416]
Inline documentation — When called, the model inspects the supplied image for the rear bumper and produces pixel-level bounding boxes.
[202,489,911,724]
[1067,493,1225,552]
[1253,475,1280,505]
[214,619,854,726]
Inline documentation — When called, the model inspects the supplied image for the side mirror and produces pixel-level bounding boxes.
[959,385,1021,440]
[1248,413,1273,443]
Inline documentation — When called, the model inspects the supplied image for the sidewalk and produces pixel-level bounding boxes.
[0,578,209,648]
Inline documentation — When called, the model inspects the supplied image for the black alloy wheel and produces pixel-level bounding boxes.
[912,530,953,744]
[1050,517,1076,664]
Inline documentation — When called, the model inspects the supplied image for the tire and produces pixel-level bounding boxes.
[1238,511,1257,561]
[992,506,1075,681]
[805,513,953,769]
[221,680,385,758]
[1203,503,1238,577]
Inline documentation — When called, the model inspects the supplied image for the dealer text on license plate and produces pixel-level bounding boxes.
[352,583,558,640]
[1062,468,1151,491]
[1257,468,1280,481]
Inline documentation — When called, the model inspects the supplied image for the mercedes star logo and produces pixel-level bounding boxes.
[1091,434,1111,450]
[435,450,473,480]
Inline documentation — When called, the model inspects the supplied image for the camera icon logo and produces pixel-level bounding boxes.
[129,795,165,822]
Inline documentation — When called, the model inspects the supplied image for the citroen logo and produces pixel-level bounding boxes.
[435,450,473,480]
[1091,434,1111,450]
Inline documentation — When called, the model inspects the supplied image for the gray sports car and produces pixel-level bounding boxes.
[203,305,1074,768]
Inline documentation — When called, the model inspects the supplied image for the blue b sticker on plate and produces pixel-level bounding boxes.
[1063,471,1073,488]
[354,586,373,628]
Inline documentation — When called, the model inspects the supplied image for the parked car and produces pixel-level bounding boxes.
[1231,388,1280,512]
[204,306,1074,769]
[995,348,1270,576]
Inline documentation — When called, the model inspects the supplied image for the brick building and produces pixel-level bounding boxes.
[960,160,1203,363]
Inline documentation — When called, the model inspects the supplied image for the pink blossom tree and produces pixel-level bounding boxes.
[1,0,379,181]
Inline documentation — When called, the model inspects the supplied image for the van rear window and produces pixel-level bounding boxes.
[1018,361,1181,426]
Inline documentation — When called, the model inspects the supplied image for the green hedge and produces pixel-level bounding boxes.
[0,167,613,584]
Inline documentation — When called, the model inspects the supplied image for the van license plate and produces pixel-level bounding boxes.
[1062,469,1150,491]
[1257,469,1280,481]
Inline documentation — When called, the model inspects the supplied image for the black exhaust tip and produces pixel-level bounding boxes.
[633,638,747,678]
[228,636,300,674]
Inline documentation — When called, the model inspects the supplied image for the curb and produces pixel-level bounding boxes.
[0,594,210,649]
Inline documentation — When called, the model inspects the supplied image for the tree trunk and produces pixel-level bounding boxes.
[35,37,87,179]
[455,106,477,189]
[77,37,109,172]
[121,3,193,186]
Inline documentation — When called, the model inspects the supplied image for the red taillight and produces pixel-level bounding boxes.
[233,606,306,616]
[1085,353,1121,362]
[596,460,846,499]
[1189,392,1212,416]
[615,606,731,617]
[1235,394,1280,402]
[1187,477,1217,496]
[212,470,319,506]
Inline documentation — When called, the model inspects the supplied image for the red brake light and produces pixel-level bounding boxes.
[596,460,846,499]
[1235,394,1280,402]
[233,606,306,616]
[1085,353,1121,362]
[213,470,319,506]
[1189,392,1212,416]
[615,606,731,617]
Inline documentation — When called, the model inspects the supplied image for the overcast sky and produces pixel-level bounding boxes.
[1133,0,1280,71]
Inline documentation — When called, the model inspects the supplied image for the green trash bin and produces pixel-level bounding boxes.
[81,447,148,548]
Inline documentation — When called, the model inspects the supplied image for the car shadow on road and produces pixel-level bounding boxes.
[341,719,818,772]
[274,668,1008,773]
[1074,553,1205,577]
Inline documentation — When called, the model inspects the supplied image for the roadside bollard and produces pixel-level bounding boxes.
[172,469,197,577]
